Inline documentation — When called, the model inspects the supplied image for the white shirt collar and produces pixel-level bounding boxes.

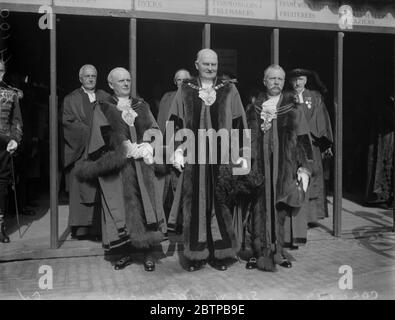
[81,86,96,103]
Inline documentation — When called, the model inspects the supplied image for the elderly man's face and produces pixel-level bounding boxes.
[195,52,218,81]
[80,66,97,91]
[264,69,285,96]
[174,71,190,88]
[291,76,307,94]
[110,69,131,98]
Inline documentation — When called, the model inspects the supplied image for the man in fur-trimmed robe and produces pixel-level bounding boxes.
[168,49,249,272]
[62,64,109,240]
[76,67,166,271]
[242,65,313,272]
[289,68,333,224]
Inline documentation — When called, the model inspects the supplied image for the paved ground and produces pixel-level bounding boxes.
[0,196,394,300]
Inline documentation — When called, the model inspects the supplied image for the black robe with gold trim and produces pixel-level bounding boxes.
[168,77,247,261]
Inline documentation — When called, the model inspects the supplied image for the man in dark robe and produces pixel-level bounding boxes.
[289,68,333,225]
[76,67,166,271]
[168,49,249,272]
[62,64,109,240]
[365,94,394,207]
[0,60,23,243]
[242,65,313,271]
[156,69,190,231]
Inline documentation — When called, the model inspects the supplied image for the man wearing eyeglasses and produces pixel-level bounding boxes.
[0,60,23,243]
[62,64,109,241]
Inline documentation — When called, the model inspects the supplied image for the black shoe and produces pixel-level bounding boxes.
[114,255,133,270]
[289,245,299,250]
[246,257,257,270]
[143,257,155,272]
[210,259,227,271]
[0,221,10,243]
[187,260,205,272]
[279,260,292,268]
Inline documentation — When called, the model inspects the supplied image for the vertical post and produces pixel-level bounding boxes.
[130,18,137,97]
[333,32,344,237]
[202,23,211,49]
[50,13,58,249]
[271,28,279,65]
[393,38,395,232]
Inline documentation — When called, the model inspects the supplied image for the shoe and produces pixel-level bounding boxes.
[0,221,10,243]
[187,260,205,272]
[246,257,257,270]
[279,260,292,268]
[289,245,299,250]
[114,255,133,270]
[210,259,227,271]
[143,254,155,272]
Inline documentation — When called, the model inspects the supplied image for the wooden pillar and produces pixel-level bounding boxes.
[50,13,58,249]
[333,32,344,237]
[393,38,395,232]
[130,18,137,97]
[202,23,211,49]
[271,28,279,65]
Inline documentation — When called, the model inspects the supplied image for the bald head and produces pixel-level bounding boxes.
[108,67,131,98]
[195,49,218,82]
[173,69,191,88]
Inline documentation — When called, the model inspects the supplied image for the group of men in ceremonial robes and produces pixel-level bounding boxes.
[61,48,334,273]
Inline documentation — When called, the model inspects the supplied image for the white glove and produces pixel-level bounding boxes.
[138,142,154,165]
[123,140,139,159]
[297,169,310,193]
[7,140,18,154]
[235,157,248,169]
[171,148,185,172]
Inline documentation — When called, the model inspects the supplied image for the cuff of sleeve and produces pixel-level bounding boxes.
[297,167,311,177]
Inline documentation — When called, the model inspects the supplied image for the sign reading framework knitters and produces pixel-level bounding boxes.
[208,0,276,20]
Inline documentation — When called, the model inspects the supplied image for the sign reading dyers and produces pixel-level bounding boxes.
[135,0,206,15]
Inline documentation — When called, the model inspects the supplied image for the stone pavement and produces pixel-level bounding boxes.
[0,195,394,300]
[0,225,394,300]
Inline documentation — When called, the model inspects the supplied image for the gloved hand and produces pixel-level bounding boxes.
[297,168,310,192]
[171,148,185,172]
[138,142,154,165]
[7,140,18,154]
[235,157,248,169]
[123,140,140,159]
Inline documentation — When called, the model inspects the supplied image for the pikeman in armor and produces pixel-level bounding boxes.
[0,60,23,243]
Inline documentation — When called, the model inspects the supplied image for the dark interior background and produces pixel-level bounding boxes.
[3,12,394,200]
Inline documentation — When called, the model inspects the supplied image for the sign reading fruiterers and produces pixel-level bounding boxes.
[208,0,276,20]
[54,0,132,10]
[134,0,206,15]
[277,0,395,29]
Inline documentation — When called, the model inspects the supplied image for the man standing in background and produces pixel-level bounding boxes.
[62,64,109,240]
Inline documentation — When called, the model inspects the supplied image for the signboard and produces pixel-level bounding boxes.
[277,0,395,29]
[135,0,206,15]
[1,0,51,4]
[54,0,132,10]
[208,0,276,20]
